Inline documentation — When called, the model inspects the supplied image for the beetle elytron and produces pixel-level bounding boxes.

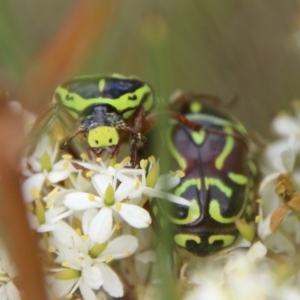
[151,93,258,256]
[37,74,155,165]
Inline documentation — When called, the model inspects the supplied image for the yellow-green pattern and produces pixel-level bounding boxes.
[53,75,154,120]
[156,96,258,256]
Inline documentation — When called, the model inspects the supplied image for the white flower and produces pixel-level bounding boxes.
[28,188,74,233]
[271,111,300,137]
[262,108,300,174]
[49,219,138,299]
[257,135,300,255]
[21,136,77,202]
[0,244,21,300]
[37,203,73,233]
[183,244,270,300]
[64,172,152,229]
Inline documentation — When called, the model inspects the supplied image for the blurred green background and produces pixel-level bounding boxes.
[1,0,300,137]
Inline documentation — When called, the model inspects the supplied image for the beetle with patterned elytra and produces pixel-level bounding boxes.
[148,93,259,256]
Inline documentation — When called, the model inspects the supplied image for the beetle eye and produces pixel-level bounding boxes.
[108,138,112,143]
[94,140,99,145]
[211,239,223,247]
[128,94,137,100]
[65,94,74,101]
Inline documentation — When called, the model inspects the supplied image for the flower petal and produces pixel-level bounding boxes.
[116,203,151,228]
[52,221,85,253]
[76,173,94,192]
[74,161,105,172]
[6,281,22,300]
[135,250,156,263]
[50,208,73,224]
[92,174,113,198]
[257,215,272,240]
[142,187,191,206]
[258,172,280,196]
[98,264,123,298]
[114,179,136,202]
[37,224,55,233]
[263,231,296,256]
[271,113,300,137]
[246,241,267,263]
[155,174,180,190]
[64,192,102,210]
[281,149,296,173]
[82,208,99,235]
[263,141,287,171]
[89,208,113,244]
[99,235,138,260]
[47,170,71,183]
[79,281,98,300]
[50,277,77,298]
[82,266,103,290]
[22,173,46,202]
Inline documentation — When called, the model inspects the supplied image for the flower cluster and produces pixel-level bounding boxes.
[16,128,188,299]
[4,100,300,299]
[258,102,300,254]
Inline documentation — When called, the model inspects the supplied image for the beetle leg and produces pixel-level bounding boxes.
[60,129,87,150]
[87,148,94,160]
[170,111,247,145]
[116,123,141,166]
[116,107,147,166]
[130,106,146,166]
[107,144,120,157]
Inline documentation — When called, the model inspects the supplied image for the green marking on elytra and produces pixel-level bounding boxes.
[174,178,201,196]
[190,101,202,113]
[191,130,206,145]
[187,114,246,135]
[228,172,248,185]
[170,199,200,225]
[174,234,201,248]
[215,127,234,170]
[166,127,187,170]
[209,199,235,224]
[206,177,232,197]
[208,234,236,247]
